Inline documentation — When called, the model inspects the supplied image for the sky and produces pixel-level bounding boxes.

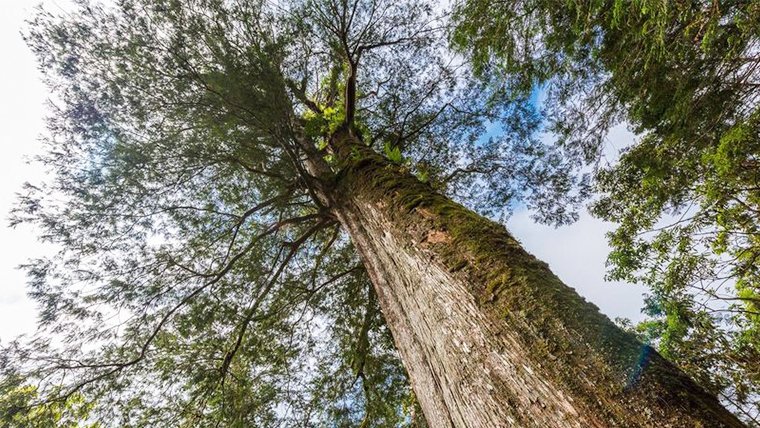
[0,0,62,342]
[0,0,647,343]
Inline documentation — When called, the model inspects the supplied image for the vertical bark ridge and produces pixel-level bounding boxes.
[326,131,745,427]
[333,200,458,426]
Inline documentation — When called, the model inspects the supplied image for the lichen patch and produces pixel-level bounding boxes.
[425,230,452,244]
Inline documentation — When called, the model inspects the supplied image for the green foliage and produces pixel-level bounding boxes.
[382,142,404,164]
[303,106,346,141]
[454,0,760,422]
[0,383,99,428]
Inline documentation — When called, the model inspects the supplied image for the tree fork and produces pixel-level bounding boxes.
[325,130,744,427]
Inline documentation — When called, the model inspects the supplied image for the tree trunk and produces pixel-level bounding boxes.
[326,131,744,427]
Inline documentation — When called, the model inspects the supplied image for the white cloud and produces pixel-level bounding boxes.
[0,1,59,341]
[508,208,646,322]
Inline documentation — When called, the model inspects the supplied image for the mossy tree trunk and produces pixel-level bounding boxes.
[322,130,744,427]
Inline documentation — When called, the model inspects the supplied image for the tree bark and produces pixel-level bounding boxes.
[326,131,744,427]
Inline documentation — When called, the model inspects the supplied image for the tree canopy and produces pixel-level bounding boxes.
[453,0,760,422]
[1,0,588,426]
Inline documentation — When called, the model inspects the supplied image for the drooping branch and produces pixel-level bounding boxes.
[218,218,335,383]
[43,211,328,405]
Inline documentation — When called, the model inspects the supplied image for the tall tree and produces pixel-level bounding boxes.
[452,0,760,422]
[0,0,744,426]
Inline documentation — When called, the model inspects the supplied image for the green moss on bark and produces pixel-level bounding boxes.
[329,130,744,427]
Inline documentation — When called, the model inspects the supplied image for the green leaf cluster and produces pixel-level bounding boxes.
[0,382,99,428]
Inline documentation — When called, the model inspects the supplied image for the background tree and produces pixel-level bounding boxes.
[453,0,760,423]
[0,379,99,428]
[0,0,745,426]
